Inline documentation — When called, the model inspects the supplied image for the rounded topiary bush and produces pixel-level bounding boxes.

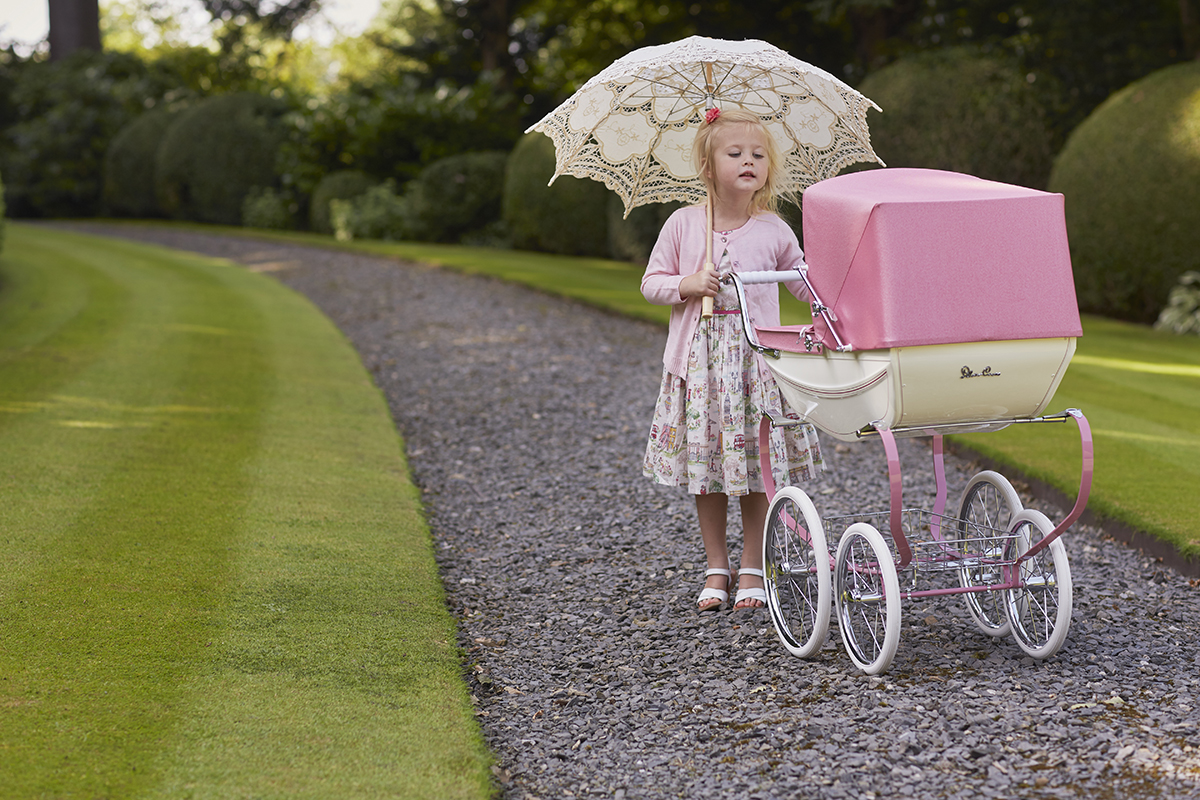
[1048,61,1200,323]
[409,151,507,243]
[156,92,287,225]
[331,181,414,242]
[858,48,1054,189]
[309,170,376,234]
[103,107,174,218]
[607,195,682,264]
[242,187,294,230]
[503,133,609,257]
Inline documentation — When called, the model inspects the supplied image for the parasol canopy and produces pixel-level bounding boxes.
[527,35,885,216]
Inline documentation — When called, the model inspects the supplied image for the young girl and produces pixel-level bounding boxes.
[641,107,824,612]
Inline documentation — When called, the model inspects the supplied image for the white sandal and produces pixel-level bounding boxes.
[734,568,767,609]
[696,567,732,612]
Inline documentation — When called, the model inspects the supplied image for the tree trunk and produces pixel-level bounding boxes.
[1183,0,1200,60]
[477,0,513,86]
[48,0,103,61]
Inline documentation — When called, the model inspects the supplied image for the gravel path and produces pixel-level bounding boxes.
[59,225,1200,799]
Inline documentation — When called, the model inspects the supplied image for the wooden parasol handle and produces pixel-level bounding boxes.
[701,64,716,320]
[702,195,715,319]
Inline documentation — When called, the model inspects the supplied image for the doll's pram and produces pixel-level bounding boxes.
[728,169,1094,674]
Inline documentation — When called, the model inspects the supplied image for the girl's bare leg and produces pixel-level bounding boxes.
[735,492,769,608]
[696,492,731,610]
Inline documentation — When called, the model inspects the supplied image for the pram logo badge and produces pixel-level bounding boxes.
[960,365,1001,379]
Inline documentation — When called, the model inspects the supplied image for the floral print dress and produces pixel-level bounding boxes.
[643,251,824,495]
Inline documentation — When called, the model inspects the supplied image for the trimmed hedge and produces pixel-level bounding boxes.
[0,51,179,219]
[309,170,376,234]
[242,187,294,230]
[103,108,174,218]
[858,48,1055,189]
[409,151,507,243]
[331,181,413,242]
[156,92,287,225]
[503,133,609,257]
[1048,61,1200,323]
[607,195,682,265]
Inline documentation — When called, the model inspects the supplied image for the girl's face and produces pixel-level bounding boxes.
[706,124,769,198]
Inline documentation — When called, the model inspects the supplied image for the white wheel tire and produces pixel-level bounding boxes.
[763,487,831,658]
[834,523,902,675]
[1004,509,1073,660]
[957,471,1023,637]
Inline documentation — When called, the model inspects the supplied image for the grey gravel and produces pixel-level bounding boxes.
[61,225,1200,799]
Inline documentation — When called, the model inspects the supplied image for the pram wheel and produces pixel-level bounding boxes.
[763,487,831,658]
[834,523,901,674]
[956,471,1023,637]
[1003,509,1072,659]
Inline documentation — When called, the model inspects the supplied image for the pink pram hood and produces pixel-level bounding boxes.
[802,168,1082,350]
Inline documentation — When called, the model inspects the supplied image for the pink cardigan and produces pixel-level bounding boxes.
[641,205,808,377]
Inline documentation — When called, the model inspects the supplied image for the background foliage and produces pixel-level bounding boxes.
[1,0,1197,316]
[858,47,1054,188]
[1048,60,1200,324]
[155,91,287,224]
[503,132,609,257]
[103,106,174,217]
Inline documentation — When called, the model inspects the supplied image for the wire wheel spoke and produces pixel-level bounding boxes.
[957,472,1022,637]
[1003,510,1073,660]
[835,524,900,675]
[764,488,830,659]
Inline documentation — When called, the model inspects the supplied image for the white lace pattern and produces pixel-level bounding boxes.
[528,36,885,215]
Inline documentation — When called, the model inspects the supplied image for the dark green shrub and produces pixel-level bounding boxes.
[309,170,376,234]
[331,181,414,241]
[0,51,182,218]
[288,74,521,192]
[103,108,174,218]
[858,48,1055,189]
[409,151,507,243]
[156,92,287,225]
[242,187,294,230]
[1156,272,1200,336]
[503,133,608,257]
[607,195,683,264]
[1048,61,1200,323]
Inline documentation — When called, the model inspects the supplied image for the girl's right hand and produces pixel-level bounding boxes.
[679,268,721,299]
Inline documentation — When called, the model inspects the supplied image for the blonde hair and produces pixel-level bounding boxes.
[693,107,793,216]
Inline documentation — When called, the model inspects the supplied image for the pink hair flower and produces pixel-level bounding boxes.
[704,107,721,124]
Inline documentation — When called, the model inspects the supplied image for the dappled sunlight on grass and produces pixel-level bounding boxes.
[1092,428,1200,448]
[1073,354,1200,378]
[0,394,229,417]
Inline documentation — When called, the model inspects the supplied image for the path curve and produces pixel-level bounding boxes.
[56,225,1200,800]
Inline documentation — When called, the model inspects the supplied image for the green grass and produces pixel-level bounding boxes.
[0,224,492,799]
[954,315,1200,559]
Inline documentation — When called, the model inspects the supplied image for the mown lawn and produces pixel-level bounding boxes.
[954,315,1200,559]
[0,224,492,799]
